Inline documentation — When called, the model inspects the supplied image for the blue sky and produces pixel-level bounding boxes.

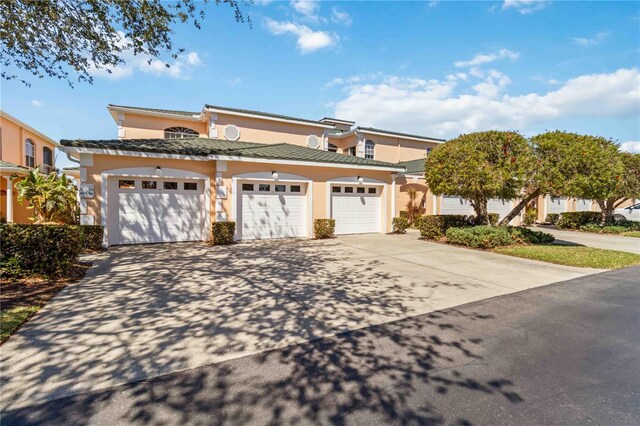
[2,0,639,169]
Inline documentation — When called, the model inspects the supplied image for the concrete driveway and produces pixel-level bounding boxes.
[535,226,640,254]
[0,232,598,411]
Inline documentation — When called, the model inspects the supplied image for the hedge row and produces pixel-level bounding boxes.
[557,211,601,229]
[1,224,82,277]
[392,217,410,234]
[418,214,499,240]
[446,226,554,249]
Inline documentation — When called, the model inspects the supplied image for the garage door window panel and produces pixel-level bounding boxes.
[184,182,198,190]
[142,181,157,189]
[164,182,178,190]
[345,187,354,193]
[259,184,270,192]
[368,187,376,194]
[242,183,254,191]
[119,180,135,189]
[332,186,341,193]
[275,185,286,192]
[357,187,365,194]
[290,185,301,193]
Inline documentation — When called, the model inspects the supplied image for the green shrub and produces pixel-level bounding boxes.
[412,215,426,230]
[580,223,640,235]
[508,227,555,244]
[78,225,104,251]
[523,209,537,226]
[419,215,473,240]
[314,219,335,239]
[446,226,513,249]
[615,220,640,230]
[557,211,601,229]
[211,221,236,245]
[1,224,82,278]
[392,217,410,234]
[545,213,560,225]
[446,226,554,249]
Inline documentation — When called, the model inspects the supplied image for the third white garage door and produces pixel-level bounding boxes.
[239,181,307,240]
[331,185,381,234]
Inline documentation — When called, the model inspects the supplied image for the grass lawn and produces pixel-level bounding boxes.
[493,245,640,269]
[623,231,640,238]
[0,263,89,344]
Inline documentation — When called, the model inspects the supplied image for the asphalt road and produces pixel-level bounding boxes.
[3,267,639,426]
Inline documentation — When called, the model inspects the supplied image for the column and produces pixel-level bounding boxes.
[4,176,13,223]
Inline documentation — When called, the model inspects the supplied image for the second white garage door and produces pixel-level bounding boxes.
[331,185,381,234]
[239,181,307,240]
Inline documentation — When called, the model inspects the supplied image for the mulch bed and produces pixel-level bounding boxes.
[1,263,91,311]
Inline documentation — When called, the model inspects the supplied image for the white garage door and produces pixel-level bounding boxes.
[487,199,513,221]
[111,177,205,245]
[441,196,474,215]
[576,199,592,212]
[331,185,381,234]
[239,181,307,240]
[549,197,568,214]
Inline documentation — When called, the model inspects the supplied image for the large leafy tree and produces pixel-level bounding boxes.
[16,170,79,224]
[498,131,630,225]
[592,152,640,220]
[425,131,532,225]
[1,0,249,87]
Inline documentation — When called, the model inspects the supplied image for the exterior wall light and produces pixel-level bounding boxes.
[272,171,279,180]
[357,176,364,184]
[155,166,163,176]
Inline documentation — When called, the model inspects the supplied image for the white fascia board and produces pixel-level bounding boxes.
[0,167,29,175]
[205,107,334,129]
[358,128,444,144]
[65,147,405,172]
[0,110,60,147]
[326,128,358,139]
[107,106,204,122]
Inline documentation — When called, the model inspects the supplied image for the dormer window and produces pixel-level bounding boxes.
[365,140,375,159]
[347,146,356,156]
[164,127,198,139]
[327,143,338,153]
[24,139,35,168]
[42,147,54,174]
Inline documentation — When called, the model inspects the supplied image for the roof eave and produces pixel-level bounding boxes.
[357,128,444,144]
[0,110,60,147]
[204,106,335,129]
[107,105,204,123]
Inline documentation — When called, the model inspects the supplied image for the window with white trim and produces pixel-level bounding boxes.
[24,139,35,168]
[164,127,198,138]
[42,146,54,173]
[365,140,375,159]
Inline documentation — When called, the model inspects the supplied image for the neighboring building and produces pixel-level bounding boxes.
[61,103,446,245]
[0,111,60,223]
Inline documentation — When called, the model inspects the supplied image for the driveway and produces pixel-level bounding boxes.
[535,225,640,254]
[1,232,598,411]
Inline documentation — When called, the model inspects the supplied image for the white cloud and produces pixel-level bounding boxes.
[290,0,320,22]
[454,48,520,68]
[620,141,640,153]
[428,1,439,8]
[572,31,610,46]
[502,0,550,14]
[264,18,337,53]
[227,77,242,87]
[333,67,640,139]
[87,32,201,80]
[31,100,44,107]
[331,7,352,26]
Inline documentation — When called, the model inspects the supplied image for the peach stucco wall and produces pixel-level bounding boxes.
[394,176,434,217]
[214,113,325,147]
[0,175,32,223]
[121,113,209,139]
[1,117,57,168]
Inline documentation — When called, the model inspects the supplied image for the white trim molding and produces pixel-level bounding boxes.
[99,167,211,246]
[231,171,314,240]
[205,106,334,129]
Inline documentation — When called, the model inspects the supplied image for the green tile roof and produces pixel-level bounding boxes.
[60,138,405,170]
[358,126,445,142]
[0,160,29,170]
[205,104,328,126]
[397,158,426,175]
[108,104,201,117]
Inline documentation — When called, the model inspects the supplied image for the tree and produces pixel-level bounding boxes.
[425,131,532,225]
[593,152,640,221]
[405,188,421,224]
[16,170,79,224]
[1,0,249,87]
[498,131,631,225]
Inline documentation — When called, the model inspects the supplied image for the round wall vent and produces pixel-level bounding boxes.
[307,135,320,149]
[224,125,240,141]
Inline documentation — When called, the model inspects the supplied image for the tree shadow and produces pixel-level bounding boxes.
[1,237,523,423]
[3,304,524,425]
